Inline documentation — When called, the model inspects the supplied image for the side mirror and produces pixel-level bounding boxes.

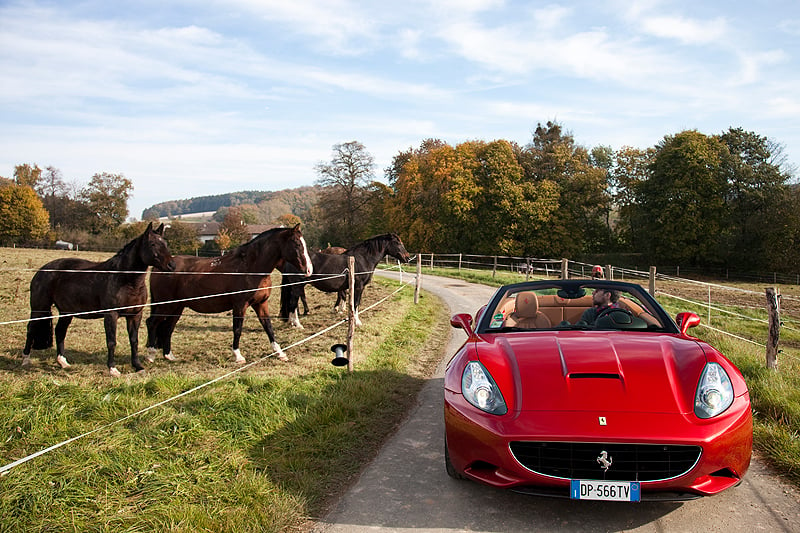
[450,313,475,336]
[675,312,701,336]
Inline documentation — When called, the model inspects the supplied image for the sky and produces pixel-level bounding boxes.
[1,0,799,220]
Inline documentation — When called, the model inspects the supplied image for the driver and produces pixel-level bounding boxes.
[580,288,620,325]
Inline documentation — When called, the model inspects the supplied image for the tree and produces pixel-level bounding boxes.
[386,139,463,252]
[636,130,728,265]
[164,219,201,254]
[219,207,250,245]
[275,213,301,227]
[517,121,610,257]
[215,228,232,252]
[13,163,42,188]
[719,127,797,269]
[315,141,377,246]
[607,146,656,250]
[38,166,67,229]
[0,183,50,245]
[82,172,133,233]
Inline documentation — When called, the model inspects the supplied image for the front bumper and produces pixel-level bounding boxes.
[444,390,752,499]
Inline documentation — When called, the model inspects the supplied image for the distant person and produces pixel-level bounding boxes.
[579,288,620,325]
[592,265,604,279]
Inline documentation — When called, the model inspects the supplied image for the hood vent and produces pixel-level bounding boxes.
[568,373,621,379]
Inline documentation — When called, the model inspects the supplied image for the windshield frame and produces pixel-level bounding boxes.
[476,280,679,335]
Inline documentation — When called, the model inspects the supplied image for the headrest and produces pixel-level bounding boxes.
[515,291,540,317]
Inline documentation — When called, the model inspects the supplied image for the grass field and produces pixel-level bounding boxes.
[0,247,450,532]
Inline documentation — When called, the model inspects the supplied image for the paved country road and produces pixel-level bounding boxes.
[312,273,800,532]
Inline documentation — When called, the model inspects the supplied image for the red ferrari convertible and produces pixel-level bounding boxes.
[444,280,752,502]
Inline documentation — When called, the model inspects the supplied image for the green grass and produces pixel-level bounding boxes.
[0,247,450,532]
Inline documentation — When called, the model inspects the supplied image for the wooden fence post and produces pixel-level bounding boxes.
[347,256,356,372]
[492,256,497,278]
[561,258,568,279]
[414,253,422,304]
[766,287,780,370]
[649,266,656,296]
[606,264,613,281]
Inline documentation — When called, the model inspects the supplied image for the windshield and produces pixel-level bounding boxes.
[480,281,675,334]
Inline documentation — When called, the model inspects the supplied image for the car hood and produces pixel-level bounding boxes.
[479,332,708,415]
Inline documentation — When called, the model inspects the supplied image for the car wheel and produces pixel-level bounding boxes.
[445,438,464,480]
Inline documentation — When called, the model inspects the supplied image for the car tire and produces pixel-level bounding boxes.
[445,438,464,480]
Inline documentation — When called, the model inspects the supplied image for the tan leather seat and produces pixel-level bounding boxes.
[505,292,552,329]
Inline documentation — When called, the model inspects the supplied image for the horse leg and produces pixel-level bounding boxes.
[145,313,162,362]
[334,290,347,314]
[288,287,303,329]
[54,316,73,369]
[126,314,145,372]
[104,314,122,377]
[300,286,309,315]
[159,315,180,361]
[253,301,288,362]
[353,286,364,327]
[231,311,247,364]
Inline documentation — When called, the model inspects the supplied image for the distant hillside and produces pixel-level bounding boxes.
[142,186,321,222]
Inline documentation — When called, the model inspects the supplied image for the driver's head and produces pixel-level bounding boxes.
[592,288,620,306]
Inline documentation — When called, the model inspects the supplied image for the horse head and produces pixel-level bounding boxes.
[284,224,313,277]
[142,222,177,272]
[386,233,411,263]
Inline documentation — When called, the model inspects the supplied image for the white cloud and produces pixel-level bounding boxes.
[640,15,728,44]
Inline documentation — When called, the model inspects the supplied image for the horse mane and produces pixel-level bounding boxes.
[230,226,287,256]
[104,231,145,269]
[346,233,394,255]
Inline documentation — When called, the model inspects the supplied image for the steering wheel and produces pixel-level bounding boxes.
[596,307,634,323]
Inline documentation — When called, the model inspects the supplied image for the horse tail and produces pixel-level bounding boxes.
[27,314,54,350]
[26,277,54,350]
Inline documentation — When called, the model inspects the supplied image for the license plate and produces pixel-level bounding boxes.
[570,479,641,502]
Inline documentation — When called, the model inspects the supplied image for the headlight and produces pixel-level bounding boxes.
[694,362,734,418]
[461,361,507,415]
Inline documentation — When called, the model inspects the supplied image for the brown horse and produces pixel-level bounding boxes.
[145,224,312,364]
[22,222,176,376]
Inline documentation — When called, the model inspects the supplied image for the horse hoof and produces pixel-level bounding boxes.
[109,367,121,377]
[56,355,71,369]
[21,356,31,367]
[232,349,246,364]
[164,353,177,362]
[276,353,289,362]
[145,347,158,363]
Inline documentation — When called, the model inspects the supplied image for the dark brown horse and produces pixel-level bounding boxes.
[279,233,410,328]
[291,245,347,315]
[145,225,312,364]
[22,222,176,376]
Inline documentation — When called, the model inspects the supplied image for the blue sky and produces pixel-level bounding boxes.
[2,0,799,220]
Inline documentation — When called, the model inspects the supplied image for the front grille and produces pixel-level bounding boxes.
[509,441,702,482]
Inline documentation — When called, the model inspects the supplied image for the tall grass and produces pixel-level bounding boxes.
[0,248,449,532]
